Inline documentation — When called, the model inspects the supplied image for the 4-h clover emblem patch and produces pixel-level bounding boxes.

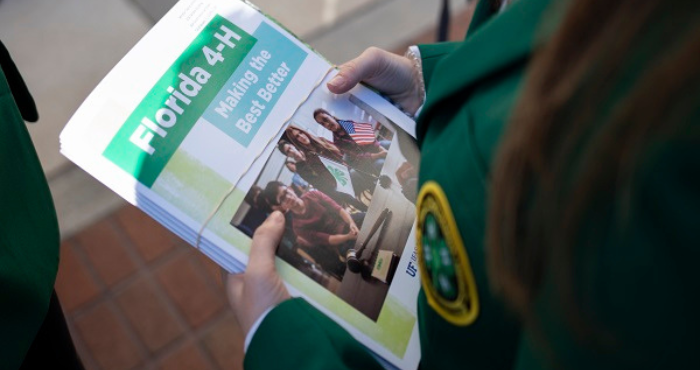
[416,181,479,326]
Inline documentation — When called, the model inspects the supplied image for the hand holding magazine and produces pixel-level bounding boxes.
[61,0,421,368]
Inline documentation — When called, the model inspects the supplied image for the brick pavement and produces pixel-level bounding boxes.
[54,6,474,370]
[56,206,237,370]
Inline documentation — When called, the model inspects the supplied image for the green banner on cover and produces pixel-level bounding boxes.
[103,15,256,187]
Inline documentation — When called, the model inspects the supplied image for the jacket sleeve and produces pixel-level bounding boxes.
[245,298,385,370]
[0,40,38,122]
[417,41,461,89]
[0,42,59,370]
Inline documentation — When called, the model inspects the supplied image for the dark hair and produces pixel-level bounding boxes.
[244,185,262,205]
[277,140,291,154]
[254,192,272,213]
[313,108,345,133]
[263,181,285,206]
[312,108,331,121]
[284,124,343,162]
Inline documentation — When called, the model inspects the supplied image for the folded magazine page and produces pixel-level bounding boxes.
[60,0,421,368]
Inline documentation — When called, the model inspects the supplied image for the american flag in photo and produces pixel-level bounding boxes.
[338,120,376,145]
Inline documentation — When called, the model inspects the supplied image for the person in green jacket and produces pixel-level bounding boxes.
[228,0,700,368]
[1,41,83,369]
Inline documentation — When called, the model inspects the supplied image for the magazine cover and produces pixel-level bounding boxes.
[60,0,421,368]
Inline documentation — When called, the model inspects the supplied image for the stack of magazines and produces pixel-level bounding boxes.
[61,0,422,368]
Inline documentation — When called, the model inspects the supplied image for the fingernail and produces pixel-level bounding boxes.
[328,74,346,89]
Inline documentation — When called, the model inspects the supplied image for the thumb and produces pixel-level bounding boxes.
[327,47,388,94]
[247,211,286,274]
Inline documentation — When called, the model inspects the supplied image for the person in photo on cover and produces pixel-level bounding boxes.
[262,181,365,279]
[278,139,367,211]
[227,0,700,369]
[284,124,344,163]
[312,108,389,176]
[282,125,377,200]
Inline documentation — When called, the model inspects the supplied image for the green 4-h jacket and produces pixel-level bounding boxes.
[245,0,700,369]
[0,41,60,369]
